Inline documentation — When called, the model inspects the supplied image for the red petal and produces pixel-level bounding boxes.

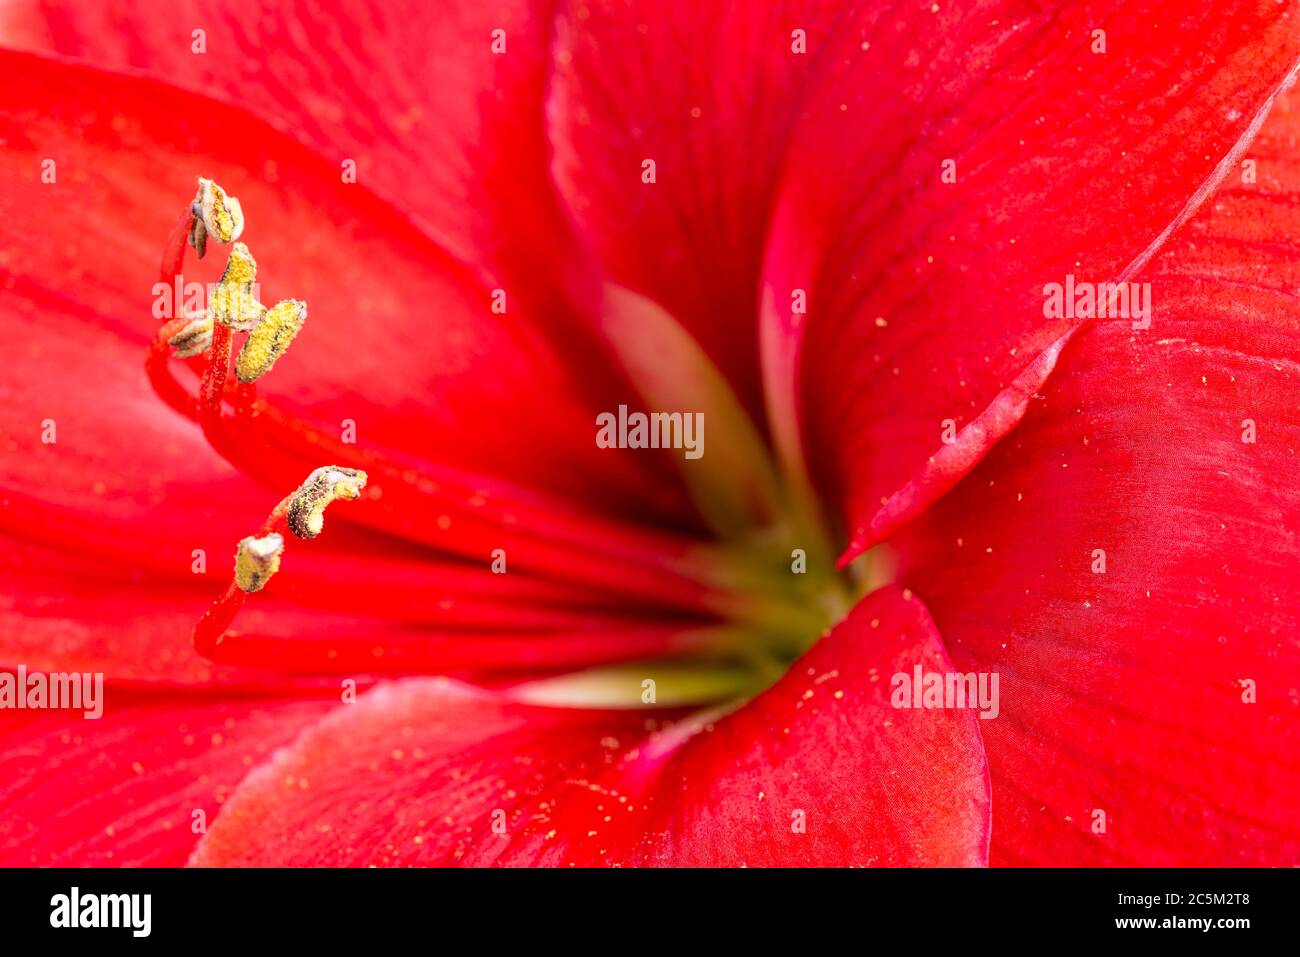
[891,90,1300,865]
[0,0,582,315]
[0,693,335,865]
[191,587,989,866]
[629,586,991,866]
[759,3,1300,553]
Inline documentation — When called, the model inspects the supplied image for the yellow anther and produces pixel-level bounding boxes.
[234,533,284,593]
[236,299,307,382]
[286,466,368,540]
[169,311,214,358]
[207,242,266,330]
[190,177,244,259]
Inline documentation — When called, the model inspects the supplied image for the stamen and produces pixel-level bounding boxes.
[286,466,368,539]
[169,311,214,358]
[193,465,365,657]
[236,299,307,382]
[149,177,749,633]
[190,177,244,259]
[208,242,265,330]
[191,379,741,612]
[234,533,284,593]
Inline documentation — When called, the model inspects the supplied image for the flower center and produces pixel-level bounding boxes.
[716,526,872,689]
[147,177,885,705]
[511,511,887,709]
[510,287,888,706]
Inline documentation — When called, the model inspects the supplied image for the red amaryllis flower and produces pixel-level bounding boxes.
[1,0,1298,868]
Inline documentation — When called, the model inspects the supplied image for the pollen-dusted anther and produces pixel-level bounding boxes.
[169,311,215,358]
[207,241,266,330]
[236,299,307,382]
[190,177,245,259]
[234,532,284,593]
[286,466,369,540]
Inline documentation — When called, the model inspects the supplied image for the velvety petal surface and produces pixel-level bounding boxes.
[758,1,1300,554]
[892,89,1300,865]
[0,692,336,865]
[191,586,989,866]
[0,0,573,292]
